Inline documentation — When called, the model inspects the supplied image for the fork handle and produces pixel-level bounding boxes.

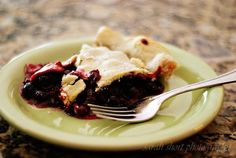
[159,69,236,99]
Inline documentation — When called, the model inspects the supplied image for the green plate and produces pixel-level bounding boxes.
[0,39,223,151]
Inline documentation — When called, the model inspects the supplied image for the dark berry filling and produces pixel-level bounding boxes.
[21,72,64,108]
[21,62,164,119]
[94,75,164,108]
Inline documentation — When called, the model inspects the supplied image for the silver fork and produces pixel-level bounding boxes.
[88,69,236,122]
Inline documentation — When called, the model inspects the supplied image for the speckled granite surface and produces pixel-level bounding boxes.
[0,0,235,157]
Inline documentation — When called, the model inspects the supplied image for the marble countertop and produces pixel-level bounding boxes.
[0,0,235,157]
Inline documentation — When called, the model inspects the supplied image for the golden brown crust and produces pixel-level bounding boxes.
[95,26,178,80]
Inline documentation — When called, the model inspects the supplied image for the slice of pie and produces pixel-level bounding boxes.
[21,27,178,119]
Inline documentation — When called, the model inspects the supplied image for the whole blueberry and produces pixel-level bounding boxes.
[34,90,48,101]
[22,82,35,99]
[74,104,90,116]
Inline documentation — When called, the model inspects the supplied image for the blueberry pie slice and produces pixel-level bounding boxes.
[21,27,178,119]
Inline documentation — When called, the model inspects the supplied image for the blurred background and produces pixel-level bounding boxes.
[0,0,235,157]
[0,0,235,67]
